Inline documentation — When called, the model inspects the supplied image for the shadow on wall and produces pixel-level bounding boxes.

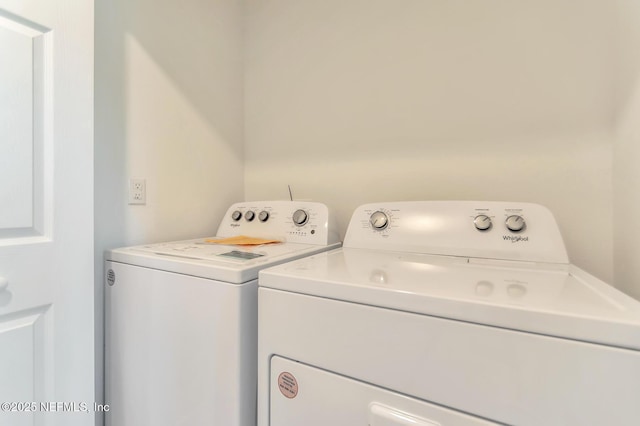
[95,0,244,249]
[123,0,243,150]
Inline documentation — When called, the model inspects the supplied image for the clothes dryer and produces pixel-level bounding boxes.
[258,201,640,426]
[105,201,340,426]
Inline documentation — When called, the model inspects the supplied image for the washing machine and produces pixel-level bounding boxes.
[105,201,340,426]
[257,201,640,426]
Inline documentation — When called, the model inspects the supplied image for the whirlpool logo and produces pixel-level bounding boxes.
[503,235,529,243]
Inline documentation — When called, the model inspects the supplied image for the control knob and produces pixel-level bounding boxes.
[474,214,492,231]
[292,209,309,226]
[245,211,255,222]
[505,215,526,232]
[258,211,269,222]
[369,211,390,231]
[231,210,242,221]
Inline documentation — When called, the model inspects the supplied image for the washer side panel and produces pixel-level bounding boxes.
[106,261,257,426]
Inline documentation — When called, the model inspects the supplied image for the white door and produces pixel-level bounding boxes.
[0,0,94,425]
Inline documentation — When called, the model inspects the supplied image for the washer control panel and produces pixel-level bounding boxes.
[218,201,339,245]
[346,201,568,264]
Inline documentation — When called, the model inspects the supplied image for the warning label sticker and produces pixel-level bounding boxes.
[277,372,299,399]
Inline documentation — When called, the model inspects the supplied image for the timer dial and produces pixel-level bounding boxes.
[231,210,242,221]
[292,209,309,226]
[245,211,255,222]
[258,211,269,222]
[369,211,390,231]
[505,215,526,232]
[474,214,492,231]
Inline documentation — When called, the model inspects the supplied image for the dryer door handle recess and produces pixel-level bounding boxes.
[370,403,441,426]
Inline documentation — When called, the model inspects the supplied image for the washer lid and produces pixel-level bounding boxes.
[259,248,640,350]
[107,238,341,283]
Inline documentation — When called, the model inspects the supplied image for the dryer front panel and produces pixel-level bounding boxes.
[258,288,640,426]
[269,356,496,426]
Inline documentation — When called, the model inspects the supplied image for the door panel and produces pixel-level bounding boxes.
[0,1,94,425]
[0,308,48,426]
[0,10,51,240]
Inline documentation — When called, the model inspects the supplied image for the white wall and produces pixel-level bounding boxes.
[614,0,640,299]
[244,0,615,283]
[94,0,244,422]
[96,0,245,247]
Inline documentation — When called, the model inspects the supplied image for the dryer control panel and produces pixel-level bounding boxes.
[217,201,339,245]
[344,201,568,264]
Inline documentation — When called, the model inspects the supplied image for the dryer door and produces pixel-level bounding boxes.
[270,356,497,426]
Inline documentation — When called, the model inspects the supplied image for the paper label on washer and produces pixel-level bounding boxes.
[277,372,298,399]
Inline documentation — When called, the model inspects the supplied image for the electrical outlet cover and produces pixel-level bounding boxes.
[128,179,146,205]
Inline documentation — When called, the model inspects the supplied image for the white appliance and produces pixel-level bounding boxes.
[258,201,640,426]
[105,201,340,426]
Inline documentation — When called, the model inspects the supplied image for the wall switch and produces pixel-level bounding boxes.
[128,179,146,205]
